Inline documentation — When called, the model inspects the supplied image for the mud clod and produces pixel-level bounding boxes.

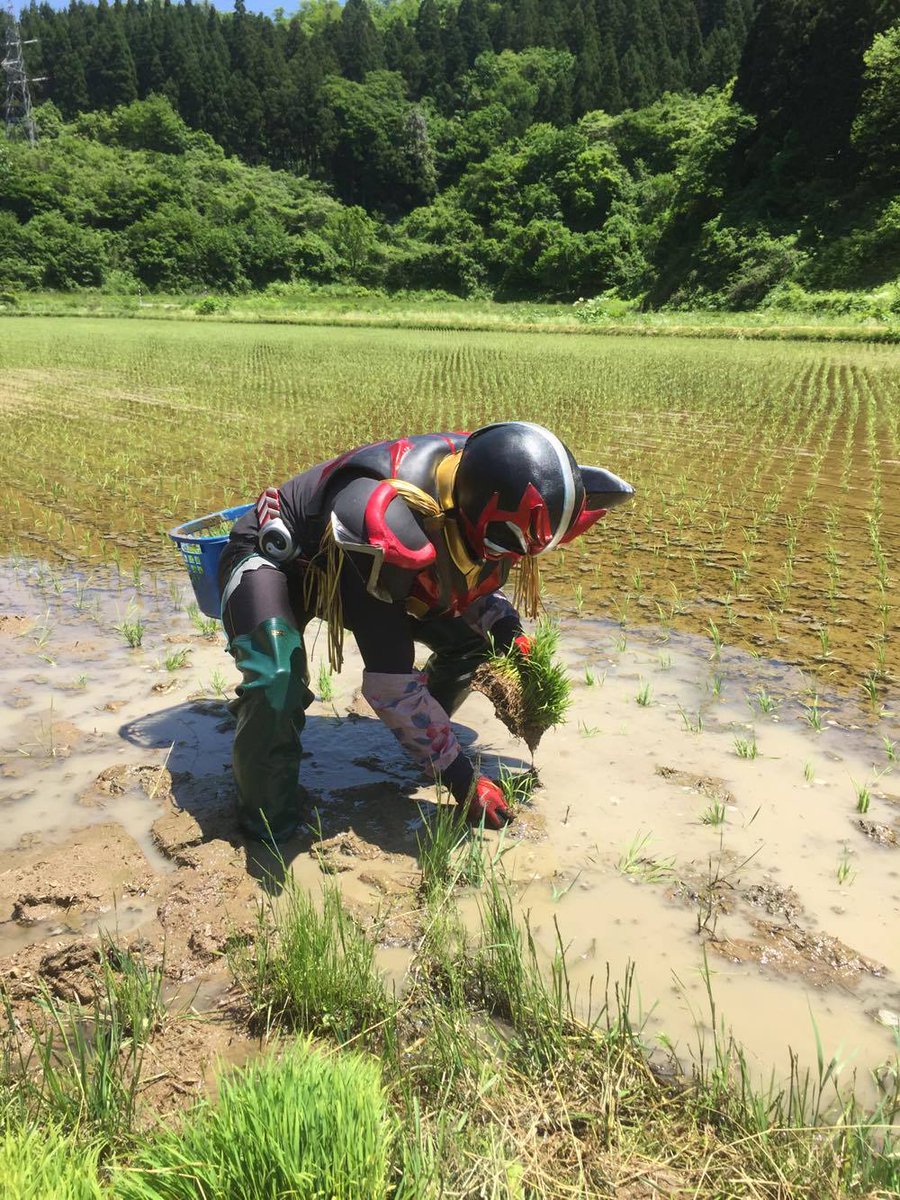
[311,830,382,873]
[854,819,897,847]
[744,880,804,922]
[711,920,886,987]
[656,766,735,807]
[80,762,173,808]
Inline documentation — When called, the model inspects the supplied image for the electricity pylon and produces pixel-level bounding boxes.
[3,4,39,143]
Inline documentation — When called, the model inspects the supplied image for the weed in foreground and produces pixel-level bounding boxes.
[3,939,163,1149]
[229,875,396,1049]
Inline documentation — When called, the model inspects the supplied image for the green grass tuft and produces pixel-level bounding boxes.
[0,1123,105,1199]
[113,1037,393,1200]
[230,877,396,1049]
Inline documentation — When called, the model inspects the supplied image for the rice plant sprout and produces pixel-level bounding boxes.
[473,618,571,753]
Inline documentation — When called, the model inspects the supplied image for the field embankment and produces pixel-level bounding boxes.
[2,291,900,344]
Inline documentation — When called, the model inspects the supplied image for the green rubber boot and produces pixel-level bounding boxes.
[228,617,313,844]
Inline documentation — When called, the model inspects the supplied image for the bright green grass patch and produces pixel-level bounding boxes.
[0,1124,105,1200]
[113,1037,392,1200]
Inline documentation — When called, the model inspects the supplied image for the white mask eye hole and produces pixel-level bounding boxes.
[504,521,529,553]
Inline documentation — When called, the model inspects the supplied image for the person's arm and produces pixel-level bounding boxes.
[331,480,511,828]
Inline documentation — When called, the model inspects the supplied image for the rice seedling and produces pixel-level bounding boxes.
[114,605,145,649]
[884,736,897,763]
[163,648,190,671]
[836,848,856,887]
[416,798,474,903]
[317,661,336,703]
[707,618,723,659]
[617,832,675,884]
[678,705,703,734]
[497,763,537,810]
[583,665,601,686]
[701,799,727,826]
[578,720,600,737]
[804,760,815,782]
[802,695,824,732]
[113,1038,393,1200]
[635,679,652,706]
[733,733,758,759]
[853,779,871,814]
[187,602,219,638]
[229,874,395,1048]
[862,672,882,712]
[750,687,779,716]
[472,619,570,752]
[207,668,228,699]
[656,651,672,670]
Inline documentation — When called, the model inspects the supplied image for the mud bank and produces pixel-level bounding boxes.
[0,558,898,1111]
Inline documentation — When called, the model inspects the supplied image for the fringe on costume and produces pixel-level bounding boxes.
[302,523,345,672]
[511,553,542,620]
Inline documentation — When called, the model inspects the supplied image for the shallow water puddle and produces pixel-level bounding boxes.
[0,557,898,1110]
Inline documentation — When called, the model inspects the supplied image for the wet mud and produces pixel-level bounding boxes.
[0,557,898,1114]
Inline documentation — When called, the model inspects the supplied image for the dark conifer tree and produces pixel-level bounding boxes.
[339,0,383,82]
[457,0,491,68]
[415,0,446,96]
[87,0,138,108]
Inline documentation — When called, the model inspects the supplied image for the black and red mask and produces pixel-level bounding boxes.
[455,422,633,560]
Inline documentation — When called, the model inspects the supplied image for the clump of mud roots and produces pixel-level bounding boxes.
[472,662,546,752]
[471,620,571,753]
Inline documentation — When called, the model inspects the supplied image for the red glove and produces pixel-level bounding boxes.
[513,634,532,657]
[465,777,513,830]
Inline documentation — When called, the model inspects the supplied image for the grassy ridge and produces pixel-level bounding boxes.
[2,289,900,344]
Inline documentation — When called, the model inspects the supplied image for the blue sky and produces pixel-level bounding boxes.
[17,1,308,16]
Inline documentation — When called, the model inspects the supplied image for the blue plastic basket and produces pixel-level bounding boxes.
[168,503,253,619]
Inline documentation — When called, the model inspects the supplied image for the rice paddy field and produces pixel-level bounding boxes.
[1,315,899,1197]
[1,317,897,700]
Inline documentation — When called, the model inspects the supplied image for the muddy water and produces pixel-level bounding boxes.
[1,557,897,1112]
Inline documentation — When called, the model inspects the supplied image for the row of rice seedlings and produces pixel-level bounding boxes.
[2,321,898,691]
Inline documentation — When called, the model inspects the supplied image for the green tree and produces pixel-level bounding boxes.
[852,21,900,180]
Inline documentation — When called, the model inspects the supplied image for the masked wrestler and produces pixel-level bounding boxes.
[218,421,633,843]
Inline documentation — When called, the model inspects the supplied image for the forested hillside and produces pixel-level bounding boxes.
[4,0,899,309]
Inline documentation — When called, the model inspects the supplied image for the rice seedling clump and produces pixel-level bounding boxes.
[472,618,571,751]
[114,1037,392,1200]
